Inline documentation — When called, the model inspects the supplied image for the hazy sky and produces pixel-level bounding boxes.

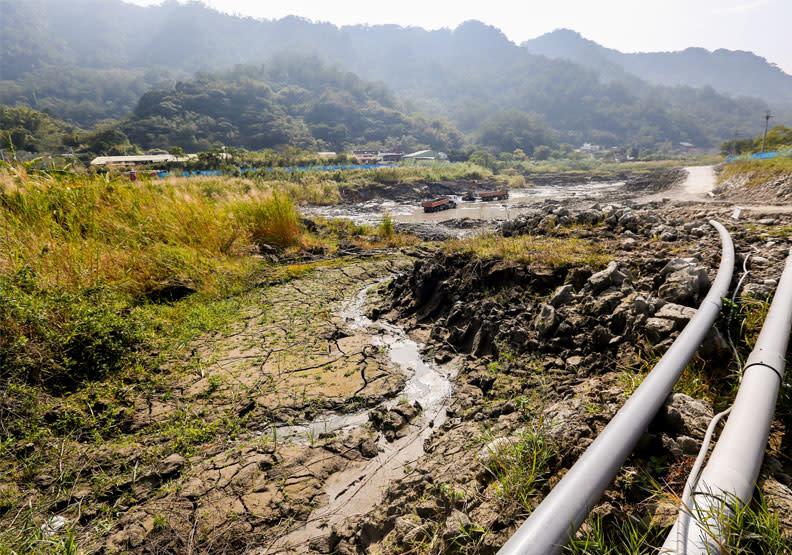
[126,0,792,74]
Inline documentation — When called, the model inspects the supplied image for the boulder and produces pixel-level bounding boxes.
[658,263,710,306]
[588,261,631,294]
[575,209,604,225]
[471,320,496,357]
[442,510,472,541]
[618,211,640,231]
[549,284,574,307]
[655,393,713,440]
[653,303,696,326]
[645,317,675,338]
[532,303,558,336]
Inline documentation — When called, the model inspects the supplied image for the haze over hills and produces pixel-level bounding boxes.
[522,29,792,108]
[1,0,788,154]
[122,57,464,153]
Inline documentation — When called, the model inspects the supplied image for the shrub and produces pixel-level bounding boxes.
[237,191,301,249]
[0,270,145,389]
[378,211,394,238]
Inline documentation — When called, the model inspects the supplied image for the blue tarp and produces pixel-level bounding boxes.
[727,149,791,163]
[155,161,444,178]
[258,163,399,172]
[157,169,222,177]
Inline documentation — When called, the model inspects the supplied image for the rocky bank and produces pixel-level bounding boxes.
[324,202,792,553]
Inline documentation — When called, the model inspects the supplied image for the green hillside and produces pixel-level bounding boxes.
[1,0,787,152]
[121,57,463,153]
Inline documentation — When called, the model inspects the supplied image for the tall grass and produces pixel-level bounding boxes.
[482,426,555,513]
[260,161,492,191]
[0,168,305,388]
[234,190,300,249]
[0,171,305,297]
[378,211,394,238]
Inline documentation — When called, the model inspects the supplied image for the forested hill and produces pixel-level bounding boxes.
[522,29,792,108]
[121,58,463,153]
[0,0,784,150]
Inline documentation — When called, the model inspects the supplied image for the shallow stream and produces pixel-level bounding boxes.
[303,181,624,226]
[271,279,456,551]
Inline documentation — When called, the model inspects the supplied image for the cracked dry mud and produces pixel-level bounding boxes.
[20,175,792,554]
[102,257,435,552]
[144,260,412,430]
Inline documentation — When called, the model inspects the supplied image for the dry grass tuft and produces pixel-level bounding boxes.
[445,233,609,269]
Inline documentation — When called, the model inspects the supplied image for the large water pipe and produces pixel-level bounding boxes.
[498,221,735,555]
[661,247,792,555]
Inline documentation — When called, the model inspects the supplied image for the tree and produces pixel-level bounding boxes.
[533,145,552,161]
[476,110,556,155]
[468,150,496,170]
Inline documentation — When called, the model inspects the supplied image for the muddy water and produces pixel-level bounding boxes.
[271,280,456,552]
[304,181,624,226]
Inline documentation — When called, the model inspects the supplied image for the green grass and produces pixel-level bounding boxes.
[0,169,314,391]
[445,234,610,269]
[0,508,79,555]
[480,425,555,514]
[378,211,394,238]
[565,513,666,555]
[718,156,792,187]
[256,161,492,197]
[722,490,792,553]
[563,488,791,554]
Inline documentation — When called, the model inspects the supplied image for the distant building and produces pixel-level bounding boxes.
[609,147,627,162]
[678,142,702,154]
[377,152,403,163]
[351,150,379,163]
[402,150,448,161]
[90,154,196,167]
[577,143,601,154]
[317,151,336,159]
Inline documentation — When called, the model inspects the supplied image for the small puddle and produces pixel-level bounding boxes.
[339,281,453,410]
[270,279,456,552]
[275,280,453,441]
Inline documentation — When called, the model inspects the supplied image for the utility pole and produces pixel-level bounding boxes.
[761,111,772,152]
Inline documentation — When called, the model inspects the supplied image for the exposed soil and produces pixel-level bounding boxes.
[7,167,792,554]
[338,178,508,204]
[321,203,792,553]
[337,171,629,206]
[622,167,688,193]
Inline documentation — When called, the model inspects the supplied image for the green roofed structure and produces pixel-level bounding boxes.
[402,149,448,160]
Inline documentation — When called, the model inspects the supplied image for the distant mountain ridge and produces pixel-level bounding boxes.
[0,0,784,151]
[521,29,792,107]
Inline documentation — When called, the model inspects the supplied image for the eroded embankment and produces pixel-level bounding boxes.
[10,200,792,554]
[324,203,792,554]
[714,161,792,204]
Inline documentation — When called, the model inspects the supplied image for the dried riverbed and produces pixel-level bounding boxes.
[19,168,792,554]
[304,181,625,228]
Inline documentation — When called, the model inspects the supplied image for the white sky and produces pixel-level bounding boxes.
[125,0,792,74]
